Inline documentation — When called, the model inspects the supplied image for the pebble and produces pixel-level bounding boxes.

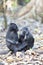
[6,56,14,63]
[16,52,24,61]
[0,48,9,55]
[31,51,36,56]
[2,61,8,65]
[39,46,43,50]
[17,63,25,65]
[0,62,4,65]
[25,50,32,55]
[34,28,39,33]
[0,59,2,62]
[34,61,42,65]
[10,62,17,65]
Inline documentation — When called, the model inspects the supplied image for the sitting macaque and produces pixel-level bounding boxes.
[18,27,34,50]
[6,23,18,51]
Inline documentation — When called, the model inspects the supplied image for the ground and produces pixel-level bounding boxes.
[0,17,43,65]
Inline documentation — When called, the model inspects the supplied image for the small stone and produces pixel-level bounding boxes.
[0,48,9,55]
[24,55,30,62]
[0,62,4,65]
[2,61,8,65]
[0,60,7,65]
[39,46,43,50]
[38,37,43,40]
[16,52,24,61]
[16,52,24,57]
[27,64,33,65]
[17,62,25,65]
[31,51,36,56]
[32,57,39,61]
[35,34,43,41]
[41,58,43,62]
[34,61,42,65]
[33,43,40,50]
[16,61,27,65]
[10,62,17,65]
[0,59,2,62]
[6,56,14,63]
[39,54,43,62]
[40,34,43,37]
[34,28,39,33]
[25,50,32,55]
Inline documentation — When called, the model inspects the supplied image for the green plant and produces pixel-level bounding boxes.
[24,0,31,3]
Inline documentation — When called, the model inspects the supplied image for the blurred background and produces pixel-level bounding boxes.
[0,0,43,30]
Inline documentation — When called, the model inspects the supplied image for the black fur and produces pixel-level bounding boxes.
[18,27,34,50]
[6,23,34,52]
[6,23,18,51]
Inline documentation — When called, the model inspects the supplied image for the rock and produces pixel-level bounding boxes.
[33,43,40,50]
[24,55,30,62]
[16,52,24,61]
[37,36,43,41]
[39,46,43,50]
[2,61,8,65]
[10,62,17,65]
[41,58,43,62]
[34,48,43,54]
[17,62,25,65]
[0,62,4,65]
[0,59,2,62]
[34,28,39,33]
[0,48,9,55]
[6,56,14,63]
[25,50,32,55]
[34,61,42,65]
[0,60,7,65]
[31,51,36,56]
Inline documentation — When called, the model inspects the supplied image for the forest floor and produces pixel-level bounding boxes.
[0,12,43,65]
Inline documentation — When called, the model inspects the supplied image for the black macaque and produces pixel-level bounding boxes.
[6,23,19,51]
[6,23,34,53]
[18,27,34,50]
